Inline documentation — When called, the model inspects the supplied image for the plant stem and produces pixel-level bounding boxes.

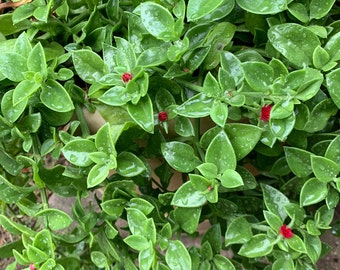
[75,103,90,138]
[176,79,204,92]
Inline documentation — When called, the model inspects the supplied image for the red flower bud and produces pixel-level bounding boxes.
[260,104,272,121]
[30,263,36,270]
[158,111,168,122]
[122,72,133,83]
[279,224,294,239]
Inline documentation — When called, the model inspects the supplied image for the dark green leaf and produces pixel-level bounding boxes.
[161,141,201,173]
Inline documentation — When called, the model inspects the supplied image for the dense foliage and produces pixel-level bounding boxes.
[0,0,340,269]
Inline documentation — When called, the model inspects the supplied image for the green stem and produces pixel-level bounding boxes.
[75,103,91,138]
[176,79,204,92]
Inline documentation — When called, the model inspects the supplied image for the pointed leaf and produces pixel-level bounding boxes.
[166,240,191,270]
[238,234,273,258]
[35,209,73,231]
[187,0,224,21]
[206,130,236,173]
[161,141,201,173]
[127,95,154,133]
[41,80,74,112]
[300,178,328,206]
[171,181,207,207]
[262,184,290,221]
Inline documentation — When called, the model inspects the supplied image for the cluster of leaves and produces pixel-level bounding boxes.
[0,0,340,269]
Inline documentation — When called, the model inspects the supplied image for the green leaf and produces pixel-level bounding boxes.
[139,243,155,270]
[28,43,47,76]
[288,3,309,23]
[174,93,214,118]
[124,235,150,251]
[13,80,40,106]
[325,136,340,167]
[116,152,146,177]
[238,234,273,258]
[114,38,136,71]
[0,148,24,176]
[220,51,243,86]
[203,72,220,97]
[140,2,177,41]
[287,235,307,253]
[41,80,74,112]
[236,0,287,14]
[202,224,222,254]
[311,155,339,183]
[268,23,320,67]
[187,0,223,21]
[174,207,201,234]
[166,240,191,270]
[101,199,126,218]
[264,211,282,232]
[313,46,330,69]
[0,175,35,204]
[137,46,169,67]
[33,229,53,257]
[262,184,290,221]
[242,62,274,91]
[27,245,49,263]
[62,139,96,167]
[0,214,36,236]
[213,254,235,270]
[284,203,306,227]
[161,141,201,173]
[87,163,110,188]
[270,113,295,141]
[304,233,322,264]
[95,123,116,156]
[310,0,336,20]
[190,174,211,191]
[272,258,295,270]
[210,102,228,127]
[206,130,236,173]
[225,123,262,160]
[99,86,129,106]
[300,178,328,206]
[35,209,72,231]
[127,95,154,133]
[284,147,313,177]
[270,100,294,119]
[326,68,340,109]
[197,163,218,179]
[0,52,27,82]
[303,99,337,133]
[91,251,109,268]
[171,181,207,207]
[219,169,243,188]
[129,198,154,216]
[175,116,195,137]
[225,216,253,246]
[72,50,107,84]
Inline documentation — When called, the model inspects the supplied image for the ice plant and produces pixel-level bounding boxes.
[158,111,168,122]
[260,104,272,121]
[280,224,294,239]
[122,72,132,83]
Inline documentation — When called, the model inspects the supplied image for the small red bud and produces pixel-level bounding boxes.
[158,111,168,122]
[207,186,214,191]
[122,72,133,83]
[279,224,294,239]
[30,263,36,270]
[260,104,272,122]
